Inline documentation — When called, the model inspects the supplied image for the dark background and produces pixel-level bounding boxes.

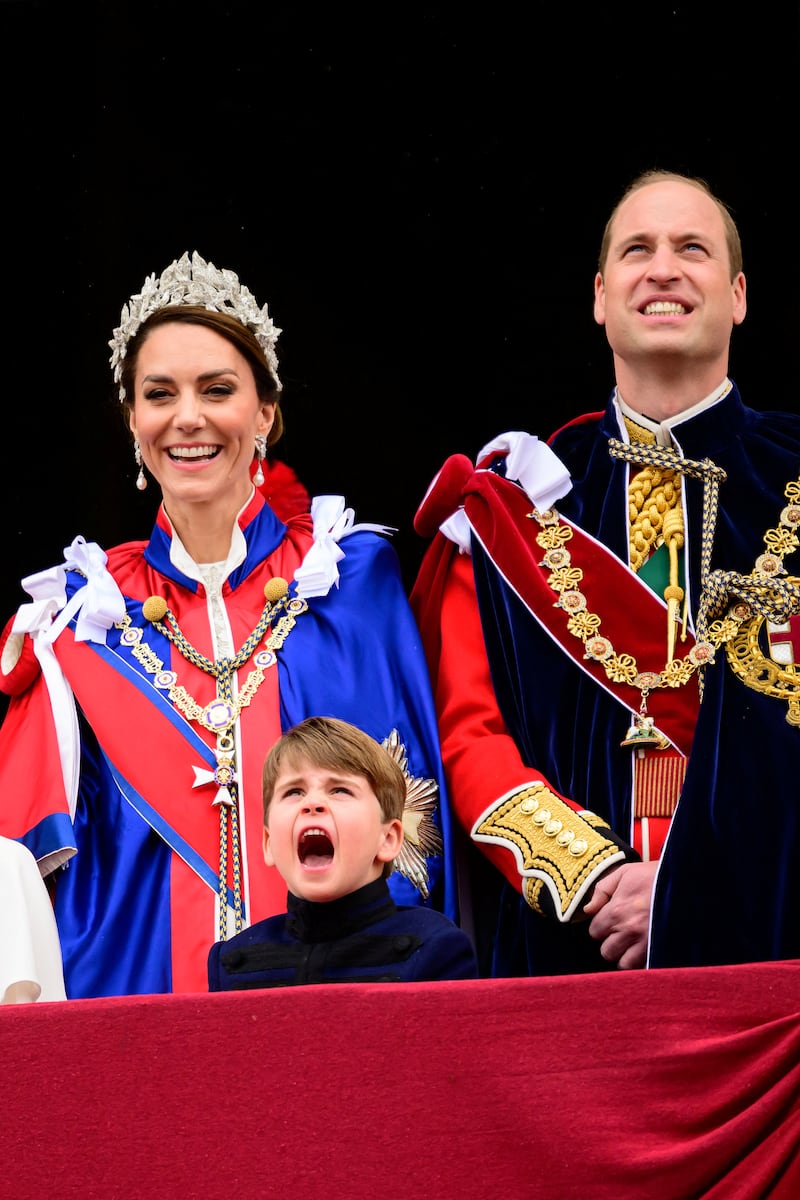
[3,0,799,638]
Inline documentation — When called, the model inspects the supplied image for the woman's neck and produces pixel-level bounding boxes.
[163,491,251,564]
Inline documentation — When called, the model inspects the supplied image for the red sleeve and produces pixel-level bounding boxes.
[0,672,75,870]
[411,486,629,919]
[413,543,581,897]
[0,615,40,697]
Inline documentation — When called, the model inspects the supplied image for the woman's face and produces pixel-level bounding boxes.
[128,321,274,519]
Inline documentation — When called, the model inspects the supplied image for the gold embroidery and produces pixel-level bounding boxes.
[524,877,546,914]
[531,509,739,732]
[719,482,800,723]
[475,784,622,919]
[529,474,800,734]
[726,590,800,725]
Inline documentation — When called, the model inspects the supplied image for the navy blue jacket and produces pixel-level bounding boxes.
[207,877,479,990]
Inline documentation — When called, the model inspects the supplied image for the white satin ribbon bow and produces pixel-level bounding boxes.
[294,495,396,598]
[440,431,573,554]
[11,537,126,820]
[43,537,127,644]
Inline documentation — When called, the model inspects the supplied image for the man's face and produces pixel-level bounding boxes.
[594,180,746,376]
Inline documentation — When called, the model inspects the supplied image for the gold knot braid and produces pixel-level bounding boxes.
[661,505,684,548]
[628,467,682,570]
[622,418,684,573]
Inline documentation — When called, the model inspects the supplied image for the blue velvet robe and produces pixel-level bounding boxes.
[440,384,800,973]
[475,385,800,971]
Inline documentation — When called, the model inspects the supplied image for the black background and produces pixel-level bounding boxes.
[3,0,799,638]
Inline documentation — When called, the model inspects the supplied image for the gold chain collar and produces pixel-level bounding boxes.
[528,474,800,742]
[114,576,308,939]
[117,578,308,744]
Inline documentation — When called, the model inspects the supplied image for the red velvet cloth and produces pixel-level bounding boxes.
[4,962,800,1198]
[252,457,311,520]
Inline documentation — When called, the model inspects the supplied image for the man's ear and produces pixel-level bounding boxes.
[593,271,607,326]
[263,825,275,867]
[376,818,403,864]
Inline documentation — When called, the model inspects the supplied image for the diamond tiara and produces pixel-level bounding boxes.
[108,250,282,402]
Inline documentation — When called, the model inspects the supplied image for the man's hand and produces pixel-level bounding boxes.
[582,860,659,970]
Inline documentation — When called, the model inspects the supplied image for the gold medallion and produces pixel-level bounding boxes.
[725,584,800,726]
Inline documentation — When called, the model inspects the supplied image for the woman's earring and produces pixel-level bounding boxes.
[134,440,147,491]
[253,434,267,487]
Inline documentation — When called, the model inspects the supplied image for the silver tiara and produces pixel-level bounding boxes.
[108,250,282,402]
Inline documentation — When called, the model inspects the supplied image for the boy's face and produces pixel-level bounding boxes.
[263,762,403,903]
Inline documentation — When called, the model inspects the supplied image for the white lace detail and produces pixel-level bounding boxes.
[196,563,235,658]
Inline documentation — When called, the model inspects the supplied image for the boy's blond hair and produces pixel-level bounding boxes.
[262,716,406,826]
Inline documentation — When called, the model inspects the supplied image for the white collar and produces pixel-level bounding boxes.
[165,489,397,598]
[615,379,732,447]
[166,494,250,585]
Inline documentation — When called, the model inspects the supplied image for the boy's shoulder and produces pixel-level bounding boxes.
[393,904,469,939]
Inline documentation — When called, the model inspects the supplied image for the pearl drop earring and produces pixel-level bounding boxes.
[253,434,267,487]
[134,440,147,491]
